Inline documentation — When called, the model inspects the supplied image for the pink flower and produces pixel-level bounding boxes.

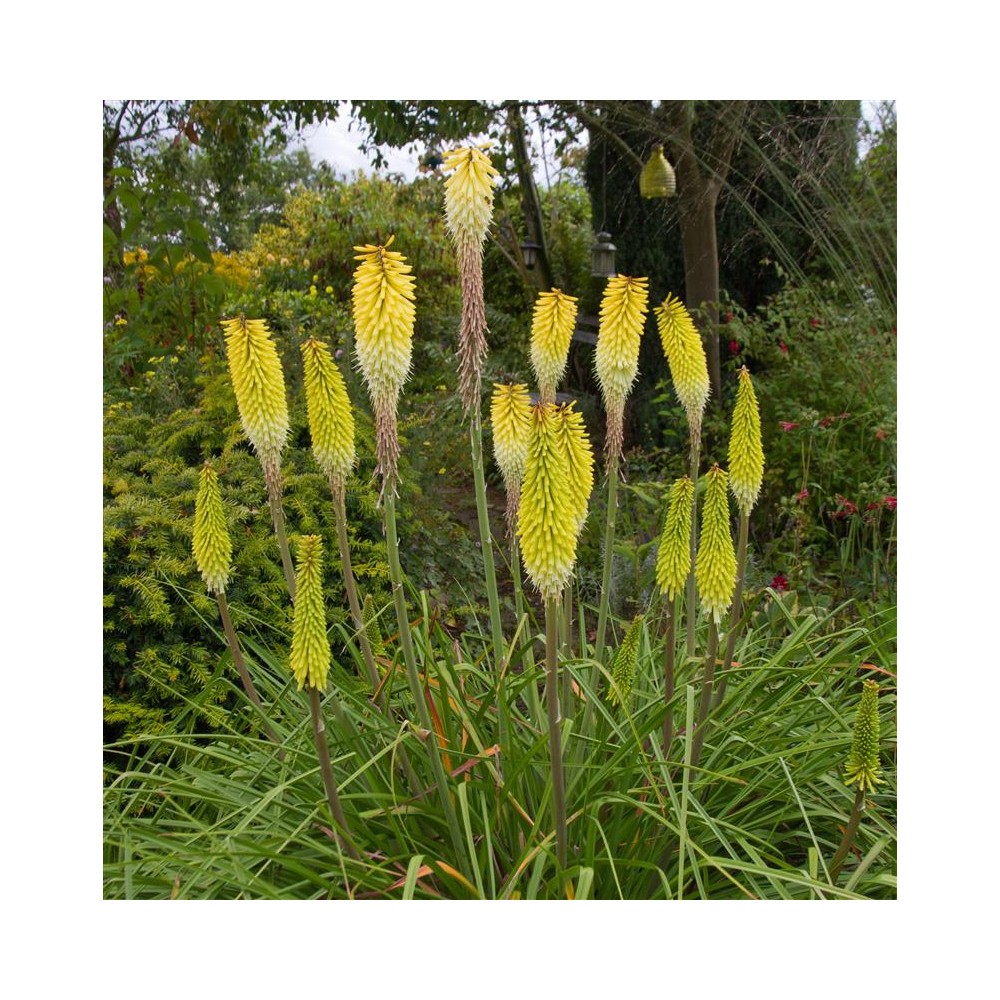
[729,338,740,355]
[779,340,788,354]
[883,495,897,511]
[779,421,799,432]
[819,415,835,428]
[875,428,887,441]
[809,317,821,329]
[795,488,809,503]
[831,495,858,519]
[725,311,734,323]
[770,574,789,592]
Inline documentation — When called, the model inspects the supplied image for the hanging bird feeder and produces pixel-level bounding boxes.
[590,232,617,278]
[640,143,676,199]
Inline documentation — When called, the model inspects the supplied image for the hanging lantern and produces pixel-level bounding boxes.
[590,231,617,278]
[520,239,541,271]
[640,143,676,199]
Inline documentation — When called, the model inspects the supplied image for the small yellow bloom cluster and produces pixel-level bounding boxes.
[443,145,499,249]
[654,293,710,441]
[530,289,579,404]
[695,466,737,624]
[301,337,356,490]
[728,366,764,515]
[289,535,330,691]
[192,463,232,597]
[656,476,695,602]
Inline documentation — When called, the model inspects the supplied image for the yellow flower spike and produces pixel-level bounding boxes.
[556,402,595,536]
[728,366,764,516]
[192,463,232,596]
[289,535,330,691]
[656,476,696,602]
[301,337,356,491]
[517,403,579,602]
[654,293,710,445]
[607,614,644,707]
[594,275,650,461]
[443,145,499,412]
[844,679,883,793]
[530,289,579,404]
[695,465,737,624]
[490,382,532,536]
[351,238,416,489]
[221,316,290,493]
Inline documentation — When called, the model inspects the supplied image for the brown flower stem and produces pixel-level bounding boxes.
[830,786,867,880]
[594,450,620,663]
[266,479,297,602]
[714,511,749,711]
[545,597,568,873]
[216,592,283,758]
[308,687,360,861]
[689,618,718,771]
[331,480,382,707]
[685,436,702,657]
[662,596,678,756]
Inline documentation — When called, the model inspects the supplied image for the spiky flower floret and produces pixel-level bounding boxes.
[844,679,883,793]
[728,366,764,515]
[607,614,644,707]
[443,145,499,249]
[530,289,579,403]
[289,535,330,691]
[656,476,695,602]
[192,463,231,596]
[361,592,386,660]
[351,237,415,487]
[221,316,289,492]
[695,465,737,624]
[654,294,710,444]
[556,402,594,536]
[301,337,356,491]
[595,275,649,460]
[517,403,579,602]
[491,383,532,536]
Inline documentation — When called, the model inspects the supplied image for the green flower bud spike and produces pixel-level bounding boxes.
[289,535,330,692]
[728,366,764,515]
[301,337,356,493]
[362,593,386,661]
[530,289,579,404]
[193,463,231,596]
[656,476,695,602]
[845,679,883,793]
[491,382,532,537]
[607,614,643,707]
[695,465,737,625]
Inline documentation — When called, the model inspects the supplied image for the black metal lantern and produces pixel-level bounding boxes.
[590,231,617,278]
[520,239,541,271]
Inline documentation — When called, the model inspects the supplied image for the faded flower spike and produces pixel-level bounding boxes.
[654,294,710,447]
[556,402,595,537]
[608,614,644,707]
[192,463,232,596]
[530,289,579,404]
[301,337,356,491]
[595,275,649,461]
[695,465,737,624]
[517,403,579,601]
[289,535,330,691]
[728,366,764,515]
[491,382,532,535]
[221,316,290,493]
[656,476,696,602]
[844,679,883,793]
[443,145,499,411]
[351,237,415,489]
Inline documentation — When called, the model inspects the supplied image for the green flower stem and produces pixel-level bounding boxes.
[830,786,867,880]
[470,408,508,752]
[594,451,620,663]
[690,618,718,771]
[216,592,282,757]
[308,687,359,861]
[714,511,749,710]
[662,595,678,755]
[331,481,382,707]
[561,583,574,719]
[384,490,466,868]
[266,482,297,602]
[545,596,568,873]
[685,438,701,657]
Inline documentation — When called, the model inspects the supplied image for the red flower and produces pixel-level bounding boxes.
[832,495,858,519]
[779,421,799,432]
[865,502,881,512]
[724,311,734,323]
[729,338,740,355]
[875,428,887,441]
[819,415,835,428]
[883,495,897,511]
[809,317,821,329]
[779,340,788,354]
[770,574,789,592]
[795,488,809,503]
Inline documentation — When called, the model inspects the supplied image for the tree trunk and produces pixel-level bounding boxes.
[506,102,554,292]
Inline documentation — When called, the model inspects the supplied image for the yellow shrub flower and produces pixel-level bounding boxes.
[289,535,330,691]
[656,476,695,602]
[844,679,883,793]
[301,337,356,490]
[530,289,579,404]
[491,382,532,535]
[654,293,710,444]
[192,463,231,596]
[695,465,737,624]
[728,366,764,515]
[556,402,594,536]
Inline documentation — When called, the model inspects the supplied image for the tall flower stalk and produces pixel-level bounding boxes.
[593,275,649,662]
[655,294,710,655]
[716,365,764,708]
[221,316,295,599]
[443,145,505,703]
[530,288,579,404]
[351,237,466,866]
[301,336,381,705]
[289,535,359,861]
